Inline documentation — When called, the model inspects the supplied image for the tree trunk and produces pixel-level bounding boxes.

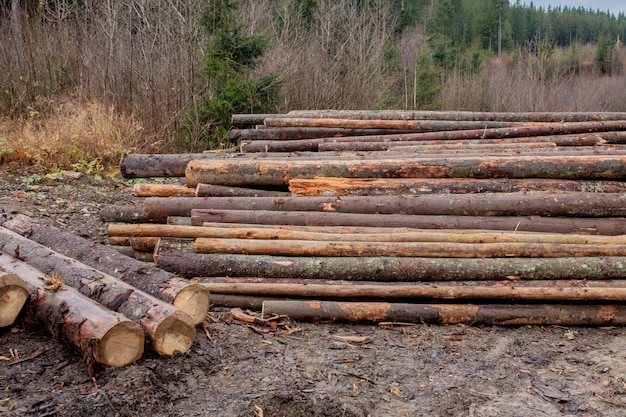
[159,192,626,218]
[0,226,195,357]
[0,210,208,325]
[230,127,416,142]
[133,184,196,197]
[209,293,272,310]
[316,140,558,152]
[0,271,29,327]
[154,243,626,281]
[264,117,537,130]
[11,0,25,69]
[194,237,626,258]
[200,277,626,301]
[0,253,144,367]
[289,177,626,196]
[262,300,626,326]
[195,183,290,197]
[120,151,237,179]
[185,155,626,188]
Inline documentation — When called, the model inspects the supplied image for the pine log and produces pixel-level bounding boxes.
[0,253,144,367]
[262,300,626,326]
[209,293,273,310]
[195,183,290,197]
[232,111,626,125]
[0,227,195,356]
[167,216,193,226]
[200,277,626,301]
[194,238,626,258]
[120,151,237,179]
[154,243,626,281]
[175,192,626,219]
[193,209,626,235]
[133,183,196,197]
[264,117,534,130]
[316,141,559,152]
[0,270,29,327]
[109,223,626,245]
[185,155,626,188]
[289,177,626,196]
[129,237,159,252]
[100,205,147,223]
[0,210,209,325]
[229,127,416,142]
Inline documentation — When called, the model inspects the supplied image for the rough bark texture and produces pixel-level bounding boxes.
[195,184,290,197]
[0,253,144,367]
[0,270,29,327]
[262,300,626,326]
[0,226,195,356]
[0,210,208,325]
[264,117,525,130]
[230,127,415,142]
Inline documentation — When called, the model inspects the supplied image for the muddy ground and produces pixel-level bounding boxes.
[1,167,626,417]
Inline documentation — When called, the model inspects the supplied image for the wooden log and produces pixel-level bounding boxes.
[289,177,626,196]
[232,111,626,125]
[193,209,626,235]
[0,270,29,327]
[175,192,626,219]
[109,223,626,245]
[0,227,195,356]
[209,293,272,310]
[317,141,559,152]
[129,237,159,252]
[264,117,535,130]
[262,300,626,326]
[0,253,144,367]
[229,127,416,142]
[133,183,196,197]
[195,184,290,197]
[185,155,626,188]
[154,244,626,281]
[200,277,626,301]
[194,238,626,258]
[120,151,237,179]
[0,210,209,325]
[109,236,130,246]
[100,205,147,223]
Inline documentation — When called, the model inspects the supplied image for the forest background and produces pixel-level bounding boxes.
[1,0,625,174]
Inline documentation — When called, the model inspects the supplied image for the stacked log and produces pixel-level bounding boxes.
[110,110,626,325]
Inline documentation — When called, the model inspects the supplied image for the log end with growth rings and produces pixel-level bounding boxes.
[0,273,29,327]
[153,309,196,357]
[173,283,210,325]
[96,320,145,367]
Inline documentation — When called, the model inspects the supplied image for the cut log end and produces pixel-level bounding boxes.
[153,310,196,356]
[173,284,210,325]
[0,273,29,327]
[96,320,145,367]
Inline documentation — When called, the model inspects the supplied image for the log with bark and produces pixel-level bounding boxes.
[0,253,144,367]
[120,151,238,179]
[199,277,626,301]
[289,177,626,196]
[154,241,626,281]
[261,300,626,326]
[229,127,416,142]
[264,117,527,130]
[0,269,29,327]
[194,238,626,258]
[195,183,290,197]
[185,155,626,188]
[0,226,195,356]
[0,210,209,325]
[315,140,558,152]
[192,209,626,235]
[169,192,626,218]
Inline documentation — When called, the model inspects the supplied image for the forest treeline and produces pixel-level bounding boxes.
[1,0,625,161]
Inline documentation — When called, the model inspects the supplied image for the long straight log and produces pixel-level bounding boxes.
[232,111,626,125]
[185,155,626,188]
[289,177,626,196]
[0,210,209,324]
[0,227,195,356]
[175,192,626,218]
[209,293,274,310]
[194,238,626,258]
[200,277,626,301]
[133,183,196,197]
[193,209,626,235]
[264,117,528,130]
[0,253,144,367]
[229,127,416,142]
[0,270,29,327]
[195,183,290,197]
[154,242,626,281]
[109,223,626,245]
[262,300,626,326]
[316,141,558,152]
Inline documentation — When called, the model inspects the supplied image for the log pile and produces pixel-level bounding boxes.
[109,110,626,326]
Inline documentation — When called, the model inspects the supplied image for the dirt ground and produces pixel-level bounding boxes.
[2,167,626,417]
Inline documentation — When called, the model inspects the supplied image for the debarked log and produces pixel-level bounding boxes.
[177,192,626,218]
[133,183,196,197]
[153,246,626,281]
[200,277,626,301]
[0,270,29,327]
[289,177,626,196]
[194,238,626,258]
[192,209,626,235]
[0,210,208,325]
[261,300,626,326]
[185,155,626,188]
[0,227,195,356]
[0,253,144,367]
